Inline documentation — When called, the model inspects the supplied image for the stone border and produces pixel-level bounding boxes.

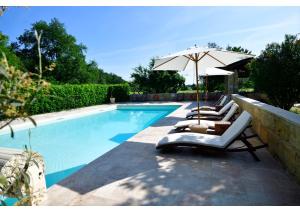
[0,104,117,135]
[232,94,300,182]
[129,92,223,102]
[0,102,184,135]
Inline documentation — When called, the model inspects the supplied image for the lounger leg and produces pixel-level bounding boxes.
[241,137,260,161]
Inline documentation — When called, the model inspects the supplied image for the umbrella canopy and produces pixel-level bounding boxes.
[152,46,254,124]
[153,46,254,72]
[199,67,234,76]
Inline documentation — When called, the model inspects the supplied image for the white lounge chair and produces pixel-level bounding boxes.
[174,102,239,132]
[156,111,267,161]
[191,95,228,112]
[186,100,234,119]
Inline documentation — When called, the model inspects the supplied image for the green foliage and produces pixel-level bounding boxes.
[12,18,125,84]
[0,54,48,133]
[207,42,252,55]
[11,18,84,82]
[0,145,43,206]
[207,42,222,50]
[0,32,24,70]
[249,34,300,110]
[0,30,46,206]
[204,76,225,92]
[131,58,185,93]
[226,45,252,54]
[107,84,130,102]
[101,71,125,84]
[28,84,129,115]
[239,79,254,90]
[290,107,300,115]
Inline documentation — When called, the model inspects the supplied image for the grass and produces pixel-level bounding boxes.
[290,107,300,115]
[130,90,206,94]
[178,88,255,93]
[238,88,254,92]
[177,90,202,93]
[129,91,143,94]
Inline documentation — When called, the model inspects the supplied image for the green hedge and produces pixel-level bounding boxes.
[107,84,130,102]
[28,84,129,115]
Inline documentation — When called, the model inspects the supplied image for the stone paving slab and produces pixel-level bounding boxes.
[42,102,300,205]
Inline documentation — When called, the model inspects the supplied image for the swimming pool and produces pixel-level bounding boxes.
[0,105,179,188]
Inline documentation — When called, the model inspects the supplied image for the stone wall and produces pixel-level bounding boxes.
[130,92,223,102]
[232,94,300,182]
[239,92,270,103]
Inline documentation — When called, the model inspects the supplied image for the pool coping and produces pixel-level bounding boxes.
[0,102,184,136]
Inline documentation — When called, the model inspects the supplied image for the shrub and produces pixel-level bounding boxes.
[249,34,300,110]
[28,84,129,115]
[107,84,130,102]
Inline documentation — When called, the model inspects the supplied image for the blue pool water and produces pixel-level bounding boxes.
[0,105,179,188]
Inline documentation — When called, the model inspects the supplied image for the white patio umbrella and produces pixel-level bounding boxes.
[200,67,234,101]
[199,67,234,77]
[152,46,254,124]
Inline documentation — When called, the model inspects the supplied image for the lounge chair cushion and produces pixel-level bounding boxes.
[191,95,227,112]
[175,103,238,130]
[220,111,252,146]
[157,132,222,148]
[191,95,228,112]
[194,105,216,111]
[157,111,252,149]
[219,95,228,106]
[221,103,239,121]
[186,100,234,117]
[186,110,218,117]
[174,120,215,129]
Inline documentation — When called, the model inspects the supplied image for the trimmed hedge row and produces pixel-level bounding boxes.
[28,84,129,115]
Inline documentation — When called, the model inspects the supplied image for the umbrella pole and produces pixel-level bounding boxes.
[195,61,200,125]
[205,74,208,101]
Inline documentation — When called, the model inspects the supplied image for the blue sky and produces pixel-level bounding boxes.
[0,6,299,81]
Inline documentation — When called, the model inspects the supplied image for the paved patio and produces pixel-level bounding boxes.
[42,102,300,205]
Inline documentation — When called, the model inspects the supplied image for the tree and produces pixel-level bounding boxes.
[207,42,252,55]
[249,34,300,110]
[226,45,252,54]
[12,18,90,83]
[0,32,24,70]
[131,58,185,93]
[207,42,222,50]
[12,18,125,84]
[86,60,125,84]
[130,65,149,92]
[102,72,125,84]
